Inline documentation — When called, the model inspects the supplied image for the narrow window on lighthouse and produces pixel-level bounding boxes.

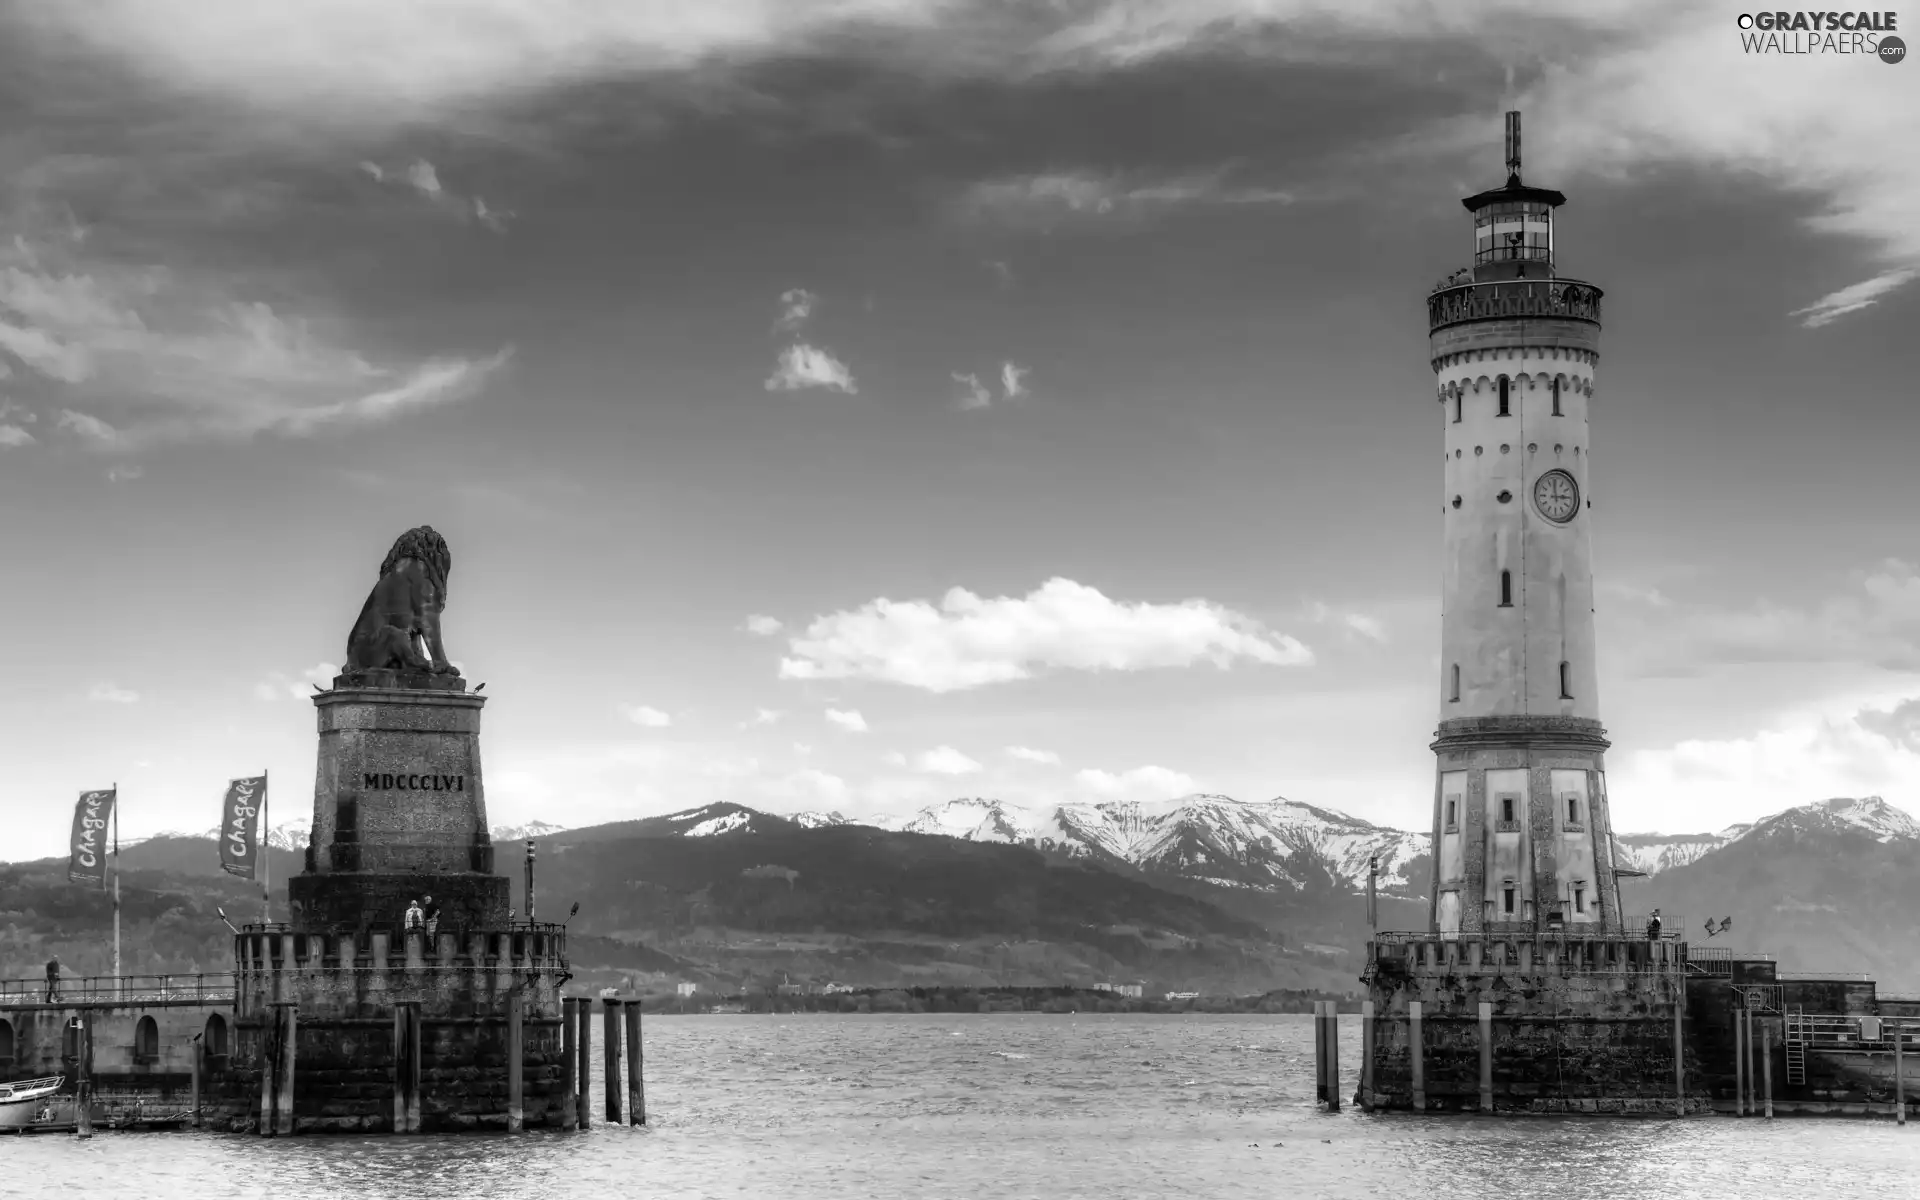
[1559,660,1572,699]
[1497,376,1510,416]
[1450,664,1461,701]
[1551,377,1562,416]
[1502,884,1516,915]
[1573,883,1587,914]
[1499,570,1513,607]
[1453,392,1461,423]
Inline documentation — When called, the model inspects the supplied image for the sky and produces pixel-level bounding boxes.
[2,0,1919,860]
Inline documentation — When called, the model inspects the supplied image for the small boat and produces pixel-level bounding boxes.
[0,1077,66,1133]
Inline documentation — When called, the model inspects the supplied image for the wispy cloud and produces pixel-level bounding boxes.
[957,169,1296,227]
[914,745,982,775]
[0,226,512,446]
[825,708,869,733]
[1005,745,1060,765]
[780,576,1312,693]
[744,615,784,636]
[952,371,991,410]
[359,158,512,232]
[775,288,817,333]
[1074,764,1196,799]
[1791,269,1918,328]
[1000,361,1029,400]
[254,662,338,701]
[622,704,673,728]
[88,682,139,704]
[766,343,857,394]
[742,707,783,728]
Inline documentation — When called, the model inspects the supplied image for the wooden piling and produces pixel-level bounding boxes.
[1326,1003,1341,1112]
[1311,1001,1326,1105]
[76,1012,93,1139]
[391,1002,421,1134]
[275,1005,297,1136]
[1359,1000,1375,1111]
[406,1004,422,1134]
[560,998,578,1131]
[1895,1020,1906,1126]
[1409,1001,1425,1112]
[191,1035,202,1129]
[391,1004,408,1133]
[1672,990,1686,1115]
[1761,1024,1774,1119]
[1734,1005,1747,1116]
[624,1001,645,1125]
[603,999,622,1124]
[1478,1000,1494,1113]
[576,999,592,1129]
[507,991,524,1133]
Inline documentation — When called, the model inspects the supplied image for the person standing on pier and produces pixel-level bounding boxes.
[1646,910,1663,943]
[423,895,440,939]
[405,898,425,934]
[44,955,60,1002]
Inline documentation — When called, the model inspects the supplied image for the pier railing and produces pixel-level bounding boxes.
[1365,932,1687,976]
[0,973,237,1006]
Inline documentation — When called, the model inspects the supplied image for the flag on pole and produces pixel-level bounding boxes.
[220,775,268,880]
[68,789,116,888]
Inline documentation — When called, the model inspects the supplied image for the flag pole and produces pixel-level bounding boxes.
[261,769,271,926]
[113,783,122,997]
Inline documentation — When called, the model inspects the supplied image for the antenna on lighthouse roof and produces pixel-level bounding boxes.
[1505,110,1522,180]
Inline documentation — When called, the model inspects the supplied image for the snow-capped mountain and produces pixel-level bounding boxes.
[491,820,569,843]
[1615,796,1919,876]
[863,794,1429,895]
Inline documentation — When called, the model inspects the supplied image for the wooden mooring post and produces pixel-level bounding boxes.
[76,1012,93,1140]
[190,1033,202,1129]
[1326,1002,1341,1112]
[559,998,578,1131]
[276,1004,298,1136]
[1312,1001,1327,1106]
[603,998,622,1124]
[1409,1001,1425,1111]
[1478,1000,1494,1113]
[506,991,524,1133]
[1895,1020,1906,1126]
[1734,1005,1747,1116]
[1672,992,1686,1115]
[624,1000,646,1125]
[391,1001,421,1134]
[576,998,592,1129]
[1359,1000,1375,1111]
[1761,1024,1774,1119]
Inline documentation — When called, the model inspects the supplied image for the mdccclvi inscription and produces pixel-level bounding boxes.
[362,772,466,792]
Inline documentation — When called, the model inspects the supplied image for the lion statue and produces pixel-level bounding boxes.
[343,526,457,676]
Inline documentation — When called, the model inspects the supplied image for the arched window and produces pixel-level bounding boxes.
[134,1015,159,1064]
[0,1017,14,1064]
[1551,378,1562,416]
[204,1013,228,1057]
[1559,661,1572,699]
[1449,664,1461,702]
[1499,570,1513,607]
[1497,376,1510,416]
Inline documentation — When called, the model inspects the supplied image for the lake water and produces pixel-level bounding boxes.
[12,1014,1913,1199]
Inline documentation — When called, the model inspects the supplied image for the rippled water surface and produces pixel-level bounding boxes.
[12,1014,1913,1199]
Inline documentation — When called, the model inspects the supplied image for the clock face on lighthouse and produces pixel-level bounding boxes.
[1533,469,1579,522]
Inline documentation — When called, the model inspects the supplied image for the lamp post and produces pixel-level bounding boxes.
[525,838,536,924]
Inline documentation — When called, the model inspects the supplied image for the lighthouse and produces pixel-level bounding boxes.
[1425,112,1623,938]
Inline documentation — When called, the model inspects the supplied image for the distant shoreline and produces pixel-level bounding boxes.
[623,985,1361,1016]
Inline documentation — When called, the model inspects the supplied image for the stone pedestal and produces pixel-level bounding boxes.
[287,684,507,932]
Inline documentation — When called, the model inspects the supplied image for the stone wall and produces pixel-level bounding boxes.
[0,999,239,1116]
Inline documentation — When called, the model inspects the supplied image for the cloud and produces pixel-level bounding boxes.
[766,344,857,394]
[1791,269,1919,328]
[106,464,142,482]
[1306,602,1387,644]
[88,683,139,704]
[0,227,513,445]
[956,169,1295,227]
[1074,764,1197,799]
[744,614,783,636]
[622,704,673,728]
[0,422,32,447]
[793,741,814,755]
[765,767,849,804]
[1614,691,1920,831]
[825,708,869,733]
[1000,362,1029,400]
[883,750,908,767]
[775,288,817,332]
[1005,745,1061,765]
[742,707,783,728]
[1607,559,1920,677]
[914,745,983,775]
[952,371,991,410]
[779,576,1312,693]
[359,157,513,232]
[254,661,340,701]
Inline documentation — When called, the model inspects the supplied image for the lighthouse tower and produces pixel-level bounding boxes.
[1426,112,1622,938]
